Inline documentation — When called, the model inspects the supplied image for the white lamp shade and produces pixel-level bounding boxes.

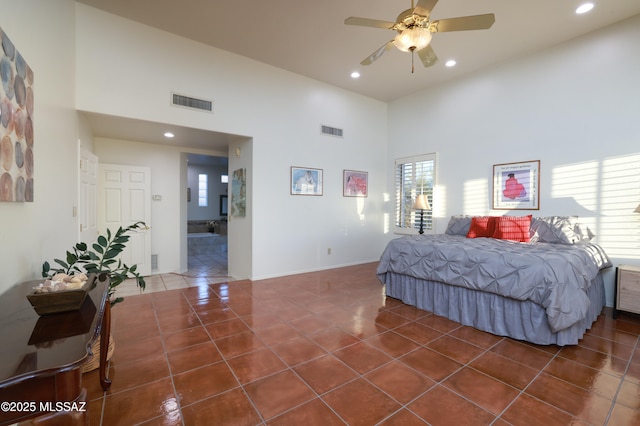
[413,194,431,210]
[394,27,432,52]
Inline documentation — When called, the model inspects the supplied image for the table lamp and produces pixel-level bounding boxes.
[413,194,431,235]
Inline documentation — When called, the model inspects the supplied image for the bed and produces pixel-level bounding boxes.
[376,215,612,346]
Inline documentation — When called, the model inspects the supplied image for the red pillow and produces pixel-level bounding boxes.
[492,215,532,242]
[466,216,497,238]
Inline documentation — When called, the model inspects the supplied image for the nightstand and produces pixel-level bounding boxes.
[615,264,640,317]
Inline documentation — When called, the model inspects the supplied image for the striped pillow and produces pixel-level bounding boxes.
[492,215,532,242]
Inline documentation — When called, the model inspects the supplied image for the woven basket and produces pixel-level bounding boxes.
[81,334,115,373]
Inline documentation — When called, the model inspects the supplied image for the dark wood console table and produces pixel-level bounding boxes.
[0,274,111,425]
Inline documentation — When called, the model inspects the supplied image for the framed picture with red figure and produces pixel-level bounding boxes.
[493,160,540,210]
[343,170,368,197]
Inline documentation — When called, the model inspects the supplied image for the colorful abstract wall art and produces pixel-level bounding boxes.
[231,168,246,217]
[1,26,34,202]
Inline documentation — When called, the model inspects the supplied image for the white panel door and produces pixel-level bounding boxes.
[98,164,152,276]
[79,148,98,244]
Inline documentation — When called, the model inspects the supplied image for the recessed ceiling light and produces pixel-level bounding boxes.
[164,132,175,138]
[576,3,594,14]
[445,60,457,67]
[350,71,360,79]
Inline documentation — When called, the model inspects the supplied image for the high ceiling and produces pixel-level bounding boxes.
[76,0,640,102]
[76,0,640,148]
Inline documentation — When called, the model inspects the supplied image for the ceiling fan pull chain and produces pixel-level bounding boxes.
[411,49,415,73]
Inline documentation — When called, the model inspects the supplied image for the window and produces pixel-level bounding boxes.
[395,153,436,234]
[221,174,228,184]
[198,173,208,207]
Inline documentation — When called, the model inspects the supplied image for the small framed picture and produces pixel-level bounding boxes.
[492,160,540,210]
[291,166,323,195]
[343,170,368,197]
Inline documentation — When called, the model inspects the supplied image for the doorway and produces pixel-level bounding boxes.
[185,154,229,280]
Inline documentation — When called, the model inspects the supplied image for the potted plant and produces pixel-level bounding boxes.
[41,221,147,306]
[41,222,148,372]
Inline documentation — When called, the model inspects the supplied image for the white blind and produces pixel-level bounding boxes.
[395,153,436,234]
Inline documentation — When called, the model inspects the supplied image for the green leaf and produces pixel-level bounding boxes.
[42,262,50,277]
[54,258,69,269]
[66,252,78,265]
[84,264,99,273]
[97,235,108,247]
[110,243,126,251]
[110,276,125,286]
[92,243,104,254]
[110,296,124,307]
[76,242,87,251]
[103,249,120,259]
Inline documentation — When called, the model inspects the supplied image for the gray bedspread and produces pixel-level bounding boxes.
[377,235,611,333]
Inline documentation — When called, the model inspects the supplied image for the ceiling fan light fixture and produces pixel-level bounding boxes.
[394,27,432,53]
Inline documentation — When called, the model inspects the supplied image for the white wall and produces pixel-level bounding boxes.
[0,0,80,294]
[75,4,389,280]
[228,138,253,280]
[388,15,640,305]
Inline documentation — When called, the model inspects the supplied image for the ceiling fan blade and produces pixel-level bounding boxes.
[431,13,495,32]
[414,0,439,16]
[345,17,396,30]
[418,45,438,67]
[360,40,395,66]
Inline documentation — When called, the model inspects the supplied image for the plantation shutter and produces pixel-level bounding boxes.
[395,153,436,234]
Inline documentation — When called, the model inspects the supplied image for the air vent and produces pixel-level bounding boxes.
[171,92,213,113]
[321,124,343,138]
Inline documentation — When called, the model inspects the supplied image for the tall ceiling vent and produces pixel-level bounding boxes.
[321,124,343,138]
[171,92,213,113]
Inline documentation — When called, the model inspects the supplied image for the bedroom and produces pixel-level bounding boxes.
[0,0,639,424]
[0,1,638,294]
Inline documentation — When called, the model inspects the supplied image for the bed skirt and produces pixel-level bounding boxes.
[384,273,606,346]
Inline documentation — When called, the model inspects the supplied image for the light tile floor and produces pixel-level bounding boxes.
[113,252,232,298]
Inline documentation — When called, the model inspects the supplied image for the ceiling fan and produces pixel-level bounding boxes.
[345,0,495,72]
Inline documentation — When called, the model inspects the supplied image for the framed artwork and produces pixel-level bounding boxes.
[492,160,540,210]
[291,166,323,196]
[343,170,368,197]
[1,27,35,202]
[231,168,246,217]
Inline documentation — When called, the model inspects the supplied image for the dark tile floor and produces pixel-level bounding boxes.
[82,263,640,425]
